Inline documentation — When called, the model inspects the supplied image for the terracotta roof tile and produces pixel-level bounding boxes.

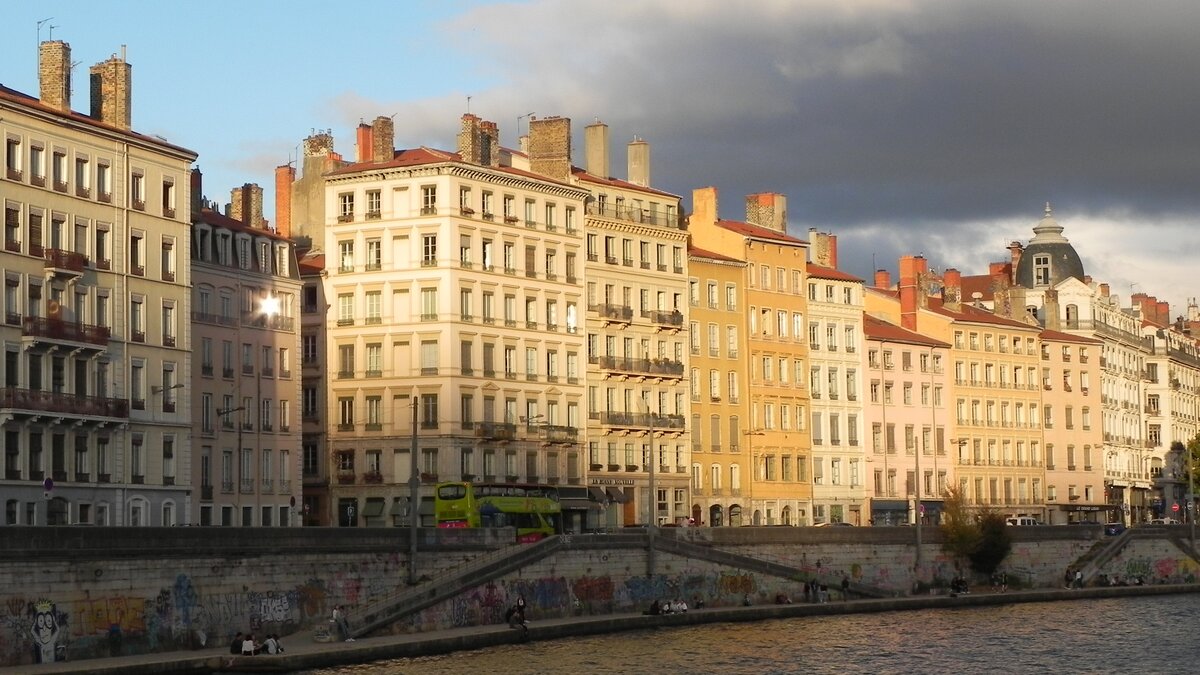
[863,314,951,348]
[807,262,863,283]
[196,208,292,243]
[688,246,742,263]
[713,219,806,245]
[1040,328,1103,344]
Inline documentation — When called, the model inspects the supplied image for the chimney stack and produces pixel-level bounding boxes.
[1156,301,1170,326]
[1099,283,1110,298]
[745,193,787,233]
[528,116,572,181]
[457,113,482,164]
[371,116,394,163]
[1007,241,1024,285]
[275,165,295,239]
[808,229,838,268]
[627,136,650,186]
[89,53,132,130]
[1043,289,1061,330]
[943,268,962,311]
[480,120,499,167]
[230,183,265,229]
[38,41,71,112]
[899,256,925,330]
[874,270,891,289]
[190,166,203,215]
[355,122,373,163]
[691,187,719,229]
[585,120,610,178]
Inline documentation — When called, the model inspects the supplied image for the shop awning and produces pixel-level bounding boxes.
[606,487,631,504]
[362,500,385,517]
[588,487,608,502]
[388,500,408,516]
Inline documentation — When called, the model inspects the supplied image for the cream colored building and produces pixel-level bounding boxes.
[2,41,197,526]
[687,246,749,526]
[806,235,868,525]
[687,187,812,525]
[564,119,691,527]
[190,182,302,526]
[284,114,591,528]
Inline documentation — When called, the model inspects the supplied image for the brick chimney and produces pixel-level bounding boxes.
[899,256,926,331]
[529,116,572,181]
[874,270,891,289]
[943,268,962,311]
[457,113,482,164]
[190,166,203,215]
[1157,301,1170,326]
[371,116,394,163]
[275,165,295,239]
[808,229,838,268]
[89,53,132,130]
[1099,283,1110,298]
[38,41,71,112]
[480,120,499,167]
[1007,241,1023,285]
[691,187,718,229]
[627,136,650,186]
[585,120,610,178]
[356,122,373,163]
[745,193,787,233]
[230,183,264,229]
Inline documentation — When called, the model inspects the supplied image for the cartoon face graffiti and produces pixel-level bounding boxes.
[30,600,61,663]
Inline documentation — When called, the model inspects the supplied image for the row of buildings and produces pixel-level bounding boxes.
[3,39,1198,529]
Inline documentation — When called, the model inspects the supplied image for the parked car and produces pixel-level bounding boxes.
[1150,518,1180,525]
[1005,517,1041,526]
[814,521,855,527]
[1104,522,1127,536]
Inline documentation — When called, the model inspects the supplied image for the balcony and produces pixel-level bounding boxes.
[43,248,88,278]
[476,422,517,441]
[362,471,383,484]
[539,425,579,444]
[22,316,111,350]
[644,309,684,331]
[0,387,129,420]
[598,411,687,432]
[597,355,684,380]
[593,303,633,326]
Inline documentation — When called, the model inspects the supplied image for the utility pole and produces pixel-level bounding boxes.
[646,392,656,578]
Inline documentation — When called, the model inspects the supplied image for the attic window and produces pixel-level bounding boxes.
[1033,254,1050,285]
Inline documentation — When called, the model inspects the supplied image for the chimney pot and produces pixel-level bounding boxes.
[38,41,72,112]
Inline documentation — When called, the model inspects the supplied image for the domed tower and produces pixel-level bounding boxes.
[1013,203,1086,289]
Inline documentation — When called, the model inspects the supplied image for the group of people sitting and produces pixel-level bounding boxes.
[229,632,284,656]
[646,598,689,615]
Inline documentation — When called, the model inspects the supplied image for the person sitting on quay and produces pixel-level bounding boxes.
[263,634,283,655]
[241,633,258,656]
[229,632,244,656]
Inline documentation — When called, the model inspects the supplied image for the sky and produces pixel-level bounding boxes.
[4,0,1200,317]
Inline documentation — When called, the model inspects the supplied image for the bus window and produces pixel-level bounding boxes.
[438,484,467,500]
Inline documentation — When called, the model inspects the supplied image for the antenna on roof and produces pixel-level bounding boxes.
[466,95,472,113]
[36,17,53,47]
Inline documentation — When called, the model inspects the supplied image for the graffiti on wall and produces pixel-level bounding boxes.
[29,599,65,663]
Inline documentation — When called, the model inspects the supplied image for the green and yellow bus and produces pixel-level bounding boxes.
[434,481,562,542]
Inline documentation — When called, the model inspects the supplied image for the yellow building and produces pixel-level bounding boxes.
[687,246,749,526]
[867,258,1045,516]
[688,187,812,525]
[1039,329,1105,523]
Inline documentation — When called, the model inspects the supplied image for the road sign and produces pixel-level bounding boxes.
[1173,503,1181,512]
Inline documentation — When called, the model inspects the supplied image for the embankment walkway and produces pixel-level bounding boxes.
[19,583,1200,675]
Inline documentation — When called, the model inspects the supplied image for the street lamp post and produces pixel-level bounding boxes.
[408,389,419,585]
[645,395,656,577]
[745,429,765,526]
[1188,441,1195,552]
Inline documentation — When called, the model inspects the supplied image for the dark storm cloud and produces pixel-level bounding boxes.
[442,1,1200,222]
[342,0,1200,307]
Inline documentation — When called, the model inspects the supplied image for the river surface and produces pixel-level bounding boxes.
[303,594,1200,675]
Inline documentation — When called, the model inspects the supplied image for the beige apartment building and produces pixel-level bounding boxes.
[283,115,592,528]
[806,233,868,525]
[1039,329,1105,523]
[687,246,749,526]
[2,41,197,525]
[868,258,1045,518]
[862,315,950,526]
[688,187,812,525]
[1143,317,1200,521]
[567,119,691,527]
[190,181,302,526]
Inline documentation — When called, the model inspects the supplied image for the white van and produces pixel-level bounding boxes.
[1006,517,1040,526]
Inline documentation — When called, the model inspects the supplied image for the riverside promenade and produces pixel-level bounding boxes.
[16,583,1200,675]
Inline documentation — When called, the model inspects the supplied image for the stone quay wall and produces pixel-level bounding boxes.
[2,525,1198,667]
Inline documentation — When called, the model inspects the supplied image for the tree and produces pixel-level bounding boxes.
[938,487,1012,576]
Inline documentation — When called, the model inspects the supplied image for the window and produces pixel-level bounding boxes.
[338,193,354,221]
[421,186,437,214]
[421,234,437,266]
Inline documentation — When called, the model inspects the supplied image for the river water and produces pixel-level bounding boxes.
[304,594,1200,675]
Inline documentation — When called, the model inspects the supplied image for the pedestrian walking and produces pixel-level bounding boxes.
[333,605,354,642]
[841,575,851,601]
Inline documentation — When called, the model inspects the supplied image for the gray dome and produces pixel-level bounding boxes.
[1014,203,1086,288]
